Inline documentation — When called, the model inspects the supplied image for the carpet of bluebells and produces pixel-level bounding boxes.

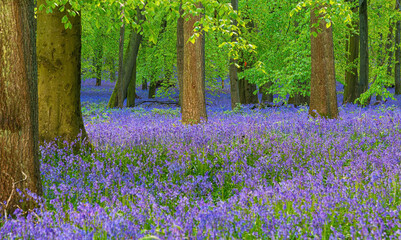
[2,78,401,239]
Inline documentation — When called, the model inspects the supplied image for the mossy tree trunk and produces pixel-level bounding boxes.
[182,3,207,124]
[343,2,359,104]
[0,0,43,214]
[309,5,338,119]
[37,1,88,144]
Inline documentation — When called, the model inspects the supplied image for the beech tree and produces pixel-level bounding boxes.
[309,5,338,119]
[343,0,359,104]
[0,0,43,214]
[357,0,369,102]
[37,1,88,144]
[182,3,207,124]
[229,0,240,109]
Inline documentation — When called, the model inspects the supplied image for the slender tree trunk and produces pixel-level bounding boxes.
[142,77,148,90]
[0,0,42,214]
[177,2,184,109]
[229,0,240,109]
[395,0,401,94]
[126,8,145,107]
[117,5,125,108]
[182,3,207,124]
[148,79,157,98]
[261,81,273,103]
[343,3,359,104]
[37,1,88,144]
[358,0,369,102]
[309,5,338,119]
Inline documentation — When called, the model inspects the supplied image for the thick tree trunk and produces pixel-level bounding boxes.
[229,0,241,109]
[343,3,359,104]
[182,3,207,124]
[309,6,338,119]
[0,0,42,214]
[358,0,369,101]
[177,3,184,109]
[261,81,273,103]
[395,0,401,95]
[37,2,88,144]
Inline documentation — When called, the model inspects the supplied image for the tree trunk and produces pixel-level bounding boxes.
[0,0,42,214]
[142,77,148,90]
[117,5,125,108]
[177,2,184,109]
[238,62,258,104]
[229,0,241,109]
[288,93,309,106]
[395,0,401,95]
[108,10,144,108]
[343,3,359,104]
[126,8,145,107]
[309,5,338,119]
[261,81,273,103]
[37,1,88,144]
[182,3,207,124]
[357,0,369,102]
[148,80,157,99]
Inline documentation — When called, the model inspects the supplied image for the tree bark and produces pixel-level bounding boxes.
[108,9,145,108]
[177,2,184,109]
[182,3,207,124]
[343,2,359,104]
[261,81,273,103]
[0,0,42,214]
[126,8,145,107]
[309,5,338,119]
[37,1,88,144]
[395,0,401,94]
[117,5,125,108]
[229,0,241,109]
[357,0,369,101]
[142,77,148,90]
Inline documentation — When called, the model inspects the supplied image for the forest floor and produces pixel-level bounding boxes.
[2,79,401,239]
